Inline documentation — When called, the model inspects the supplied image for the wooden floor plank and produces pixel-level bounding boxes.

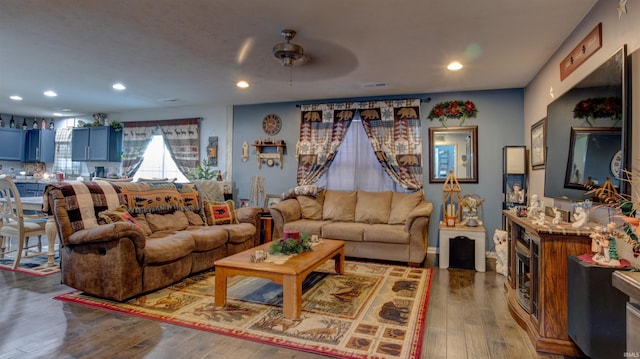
[0,256,581,358]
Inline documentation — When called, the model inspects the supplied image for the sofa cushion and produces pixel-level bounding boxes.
[322,190,356,222]
[321,222,367,242]
[298,190,325,220]
[134,214,153,236]
[283,219,331,237]
[143,231,194,265]
[218,223,256,244]
[363,224,410,244]
[98,205,142,228]
[355,190,392,224]
[184,210,205,226]
[388,191,424,224]
[203,199,238,225]
[185,226,228,251]
[145,211,190,232]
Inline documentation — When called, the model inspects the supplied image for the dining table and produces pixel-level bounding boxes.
[19,196,58,267]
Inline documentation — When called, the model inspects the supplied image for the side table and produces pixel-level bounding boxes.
[439,222,486,272]
[260,212,273,243]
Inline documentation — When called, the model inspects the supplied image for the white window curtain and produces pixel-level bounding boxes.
[317,116,404,192]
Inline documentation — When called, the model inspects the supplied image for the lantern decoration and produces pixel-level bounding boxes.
[442,170,462,226]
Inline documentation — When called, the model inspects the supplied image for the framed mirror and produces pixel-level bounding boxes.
[429,126,478,183]
[564,127,621,190]
[544,46,629,201]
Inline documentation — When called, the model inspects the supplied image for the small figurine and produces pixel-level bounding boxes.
[527,194,542,218]
[509,183,525,204]
[533,211,546,226]
[552,207,563,225]
[589,223,621,267]
[571,206,588,228]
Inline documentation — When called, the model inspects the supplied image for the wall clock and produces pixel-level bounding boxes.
[262,114,282,136]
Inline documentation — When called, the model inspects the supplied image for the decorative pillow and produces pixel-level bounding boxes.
[322,190,356,222]
[388,191,424,224]
[281,187,297,201]
[185,210,205,226]
[145,211,189,232]
[298,190,325,220]
[98,205,142,228]
[203,199,239,225]
[115,182,185,214]
[355,190,392,224]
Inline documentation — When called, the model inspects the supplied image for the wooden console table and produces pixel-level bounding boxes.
[503,211,592,356]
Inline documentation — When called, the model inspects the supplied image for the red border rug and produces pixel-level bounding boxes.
[55,261,432,358]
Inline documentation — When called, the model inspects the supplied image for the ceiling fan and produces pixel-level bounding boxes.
[272,29,310,67]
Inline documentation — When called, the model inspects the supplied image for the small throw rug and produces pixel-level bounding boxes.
[55,261,433,358]
[0,252,60,276]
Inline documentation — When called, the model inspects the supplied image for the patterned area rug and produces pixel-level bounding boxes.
[55,261,432,358]
[0,252,60,276]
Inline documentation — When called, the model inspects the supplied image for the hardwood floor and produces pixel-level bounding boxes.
[0,257,576,358]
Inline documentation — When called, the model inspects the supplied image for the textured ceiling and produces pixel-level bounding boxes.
[0,0,597,117]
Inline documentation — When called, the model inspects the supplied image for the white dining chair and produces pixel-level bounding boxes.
[0,176,48,269]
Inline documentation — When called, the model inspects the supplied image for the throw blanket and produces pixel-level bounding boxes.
[44,181,124,233]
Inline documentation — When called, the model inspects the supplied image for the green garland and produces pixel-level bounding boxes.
[269,233,312,255]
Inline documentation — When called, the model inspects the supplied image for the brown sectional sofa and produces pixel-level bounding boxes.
[44,180,260,301]
[269,189,433,266]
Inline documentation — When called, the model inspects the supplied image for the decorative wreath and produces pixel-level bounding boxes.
[428,100,478,125]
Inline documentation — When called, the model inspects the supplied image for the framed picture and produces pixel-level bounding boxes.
[531,118,546,170]
[265,194,282,208]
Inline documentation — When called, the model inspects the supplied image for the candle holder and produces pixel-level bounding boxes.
[442,170,462,227]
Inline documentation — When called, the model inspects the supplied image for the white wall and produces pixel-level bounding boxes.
[524,0,640,265]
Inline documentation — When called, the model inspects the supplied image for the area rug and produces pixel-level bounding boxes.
[0,252,60,276]
[55,261,433,358]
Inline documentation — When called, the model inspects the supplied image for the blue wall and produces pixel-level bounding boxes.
[233,88,524,251]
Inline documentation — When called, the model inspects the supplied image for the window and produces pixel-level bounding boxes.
[133,134,189,182]
[317,117,402,192]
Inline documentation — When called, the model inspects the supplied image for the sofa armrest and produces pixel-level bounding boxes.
[269,199,302,238]
[405,200,433,232]
[68,222,146,262]
[236,206,262,247]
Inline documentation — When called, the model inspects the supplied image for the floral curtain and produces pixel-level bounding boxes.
[360,99,423,190]
[122,118,200,178]
[297,99,422,190]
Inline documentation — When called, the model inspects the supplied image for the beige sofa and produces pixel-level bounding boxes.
[269,189,432,266]
[44,180,260,301]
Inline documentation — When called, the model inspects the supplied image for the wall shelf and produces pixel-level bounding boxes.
[252,142,286,169]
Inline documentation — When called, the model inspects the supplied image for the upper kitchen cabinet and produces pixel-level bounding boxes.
[71,126,122,162]
[24,129,55,162]
[0,127,25,161]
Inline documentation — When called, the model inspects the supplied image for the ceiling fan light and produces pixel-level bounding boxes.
[273,29,305,67]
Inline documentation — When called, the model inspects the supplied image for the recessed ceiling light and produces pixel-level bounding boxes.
[447,61,463,71]
[53,113,64,116]
[237,80,250,88]
[112,83,126,90]
[44,90,58,97]
[9,95,22,101]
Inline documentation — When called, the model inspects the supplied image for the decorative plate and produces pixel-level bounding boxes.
[610,150,622,177]
[262,114,282,136]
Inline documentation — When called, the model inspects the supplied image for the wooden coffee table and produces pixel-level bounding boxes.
[214,239,345,319]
